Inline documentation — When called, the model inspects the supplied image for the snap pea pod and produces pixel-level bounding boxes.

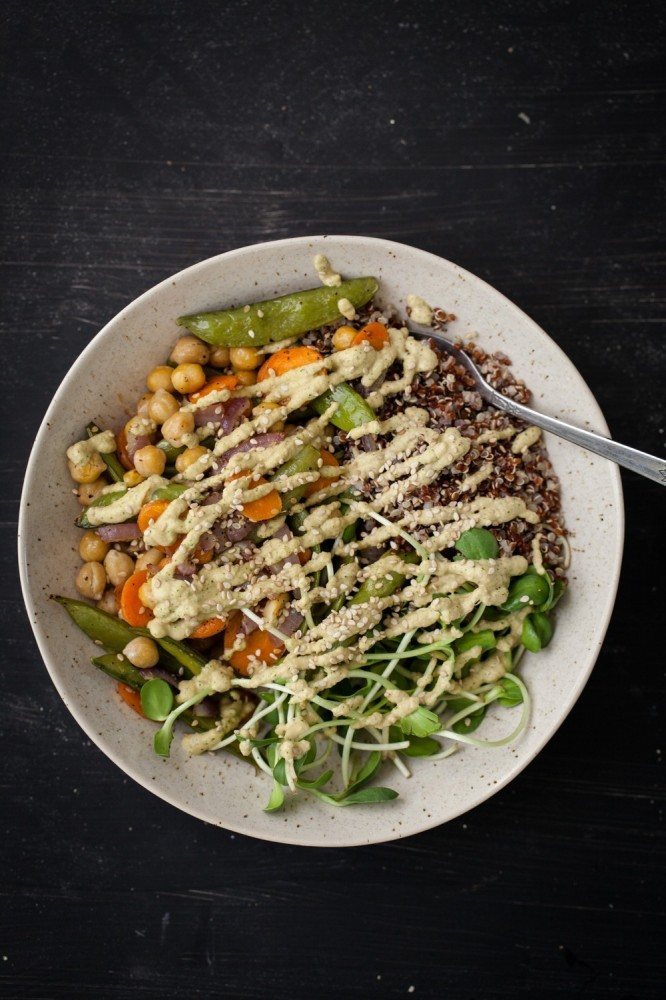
[311,382,376,433]
[54,597,206,677]
[350,553,419,606]
[76,487,127,529]
[272,445,321,509]
[157,440,185,464]
[86,422,125,483]
[151,482,190,501]
[177,277,378,348]
[91,654,216,732]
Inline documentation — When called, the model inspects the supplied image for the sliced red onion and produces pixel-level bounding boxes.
[359,435,378,452]
[126,433,152,460]
[195,397,251,431]
[239,612,259,636]
[226,518,253,543]
[273,523,300,572]
[201,491,222,507]
[280,609,305,636]
[97,522,143,542]
[213,432,284,472]
[198,531,216,553]
[174,562,197,580]
[141,667,180,688]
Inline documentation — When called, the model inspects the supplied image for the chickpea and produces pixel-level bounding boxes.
[68,453,106,484]
[332,325,357,351]
[104,549,135,587]
[79,530,109,563]
[209,345,231,368]
[137,392,154,416]
[148,388,179,425]
[230,346,260,370]
[77,480,107,506]
[171,363,206,395]
[135,547,164,574]
[123,636,159,669]
[133,445,167,478]
[97,588,119,615]
[76,561,106,601]
[235,369,257,387]
[138,579,156,609]
[146,365,174,393]
[125,414,156,439]
[169,335,210,366]
[175,444,208,474]
[123,470,144,487]
[161,410,195,446]
[253,401,284,432]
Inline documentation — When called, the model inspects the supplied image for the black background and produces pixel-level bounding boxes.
[2,2,665,998]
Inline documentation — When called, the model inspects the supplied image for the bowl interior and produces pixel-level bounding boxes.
[19,236,623,846]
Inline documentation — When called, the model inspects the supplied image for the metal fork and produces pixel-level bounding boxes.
[407,323,666,486]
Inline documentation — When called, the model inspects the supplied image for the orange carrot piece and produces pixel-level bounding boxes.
[119,569,153,627]
[352,322,389,350]
[189,617,226,640]
[228,470,282,522]
[304,449,341,497]
[257,346,323,382]
[188,373,239,403]
[117,682,144,715]
[224,613,284,676]
[116,428,134,471]
[137,500,170,534]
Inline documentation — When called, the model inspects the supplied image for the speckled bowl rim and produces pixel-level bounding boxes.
[18,236,624,846]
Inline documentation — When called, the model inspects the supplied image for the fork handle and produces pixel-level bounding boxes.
[486,389,666,486]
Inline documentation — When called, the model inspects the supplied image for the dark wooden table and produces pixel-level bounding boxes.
[2,2,664,997]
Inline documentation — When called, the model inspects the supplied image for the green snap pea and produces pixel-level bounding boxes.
[157,440,185,464]
[521,611,554,652]
[453,629,497,655]
[501,572,551,612]
[272,445,321,509]
[311,382,375,433]
[151,482,189,501]
[86,423,125,483]
[76,488,127,529]
[177,277,378,348]
[350,553,419,606]
[92,654,217,732]
[55,597,206,677]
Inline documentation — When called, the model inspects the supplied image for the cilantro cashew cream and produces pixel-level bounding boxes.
[59,264,567,812]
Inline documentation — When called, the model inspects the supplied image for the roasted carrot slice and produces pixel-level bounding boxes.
[116,428,134,471]
[304,449,341,497]
[119,569,153,627]
[137,499,170,534]
[189,617,226,639]
[352,322,389,350]
[228,470,282,522]
[117,682,144,715]
[188,373,239,403]
[224,613,284,676]
[257,346,323,382]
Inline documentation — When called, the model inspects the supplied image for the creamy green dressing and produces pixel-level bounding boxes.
[87,326,550,740]
[67,430,116,469]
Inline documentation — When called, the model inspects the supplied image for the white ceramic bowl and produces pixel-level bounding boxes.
[18,236,623,847]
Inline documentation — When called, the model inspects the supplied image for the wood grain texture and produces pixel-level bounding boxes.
[1,1,664,998]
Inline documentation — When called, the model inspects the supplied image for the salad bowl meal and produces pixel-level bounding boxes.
[19,236,623,846]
